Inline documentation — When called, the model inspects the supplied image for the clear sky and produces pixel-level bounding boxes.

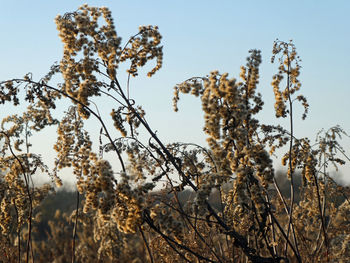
[1,1,349,184]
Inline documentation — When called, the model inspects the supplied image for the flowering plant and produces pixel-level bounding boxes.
[0,5,349,263]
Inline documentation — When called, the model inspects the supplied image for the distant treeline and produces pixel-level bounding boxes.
[34,170,347,241]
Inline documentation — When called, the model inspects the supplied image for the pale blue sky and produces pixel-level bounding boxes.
[1,1,349,184]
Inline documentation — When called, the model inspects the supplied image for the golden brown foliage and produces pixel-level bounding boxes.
[0,5,349,263]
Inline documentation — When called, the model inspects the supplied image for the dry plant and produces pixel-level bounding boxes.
[0,4,349,263]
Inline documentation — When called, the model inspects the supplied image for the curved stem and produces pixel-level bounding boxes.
[5,79,126,173]
[1,132,33,263]
[284,57,301,260]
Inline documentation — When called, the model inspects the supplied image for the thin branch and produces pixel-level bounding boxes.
[139,226,154,263]
[71,190,79,263]
[5,79,126,173]
[1,132,33,263]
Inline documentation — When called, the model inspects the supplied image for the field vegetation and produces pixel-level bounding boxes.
[0,5,349,263]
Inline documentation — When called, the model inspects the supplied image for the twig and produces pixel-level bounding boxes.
[139,226,154,263]
[71,190,79,263]
[1,132,34,263]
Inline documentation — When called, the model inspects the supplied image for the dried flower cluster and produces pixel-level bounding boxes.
[271,40,309,120]
[0,5,349,263]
